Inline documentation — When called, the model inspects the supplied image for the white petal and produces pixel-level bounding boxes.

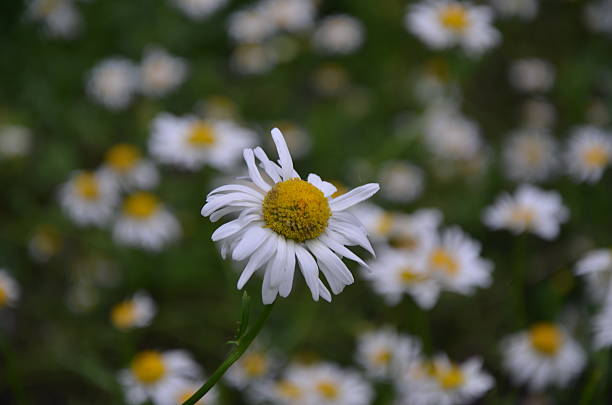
[262,261,279,305]
[269,235,287,288]
[254,147,282,183]
[271,128,295,180]
[318,280,332,302]
[232,226,269,261]
[237,234,275,289]
[330,183,380,211]
[295,244,320,301]
[211,219,243,242]
[319,233,367,267]
[243,149,271,192]
[279,241,296,297]
[307,173,337,197]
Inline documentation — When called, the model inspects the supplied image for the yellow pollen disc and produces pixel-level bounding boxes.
[262,179,332,242]
[111,300,137,329]
[131,351,166,384]
[373,349,392,365]
[436,365,465,390]
[529,323,563,356]
[439,4,469,32]
[399,267,426,284]
[430,248,459,275]
[0,286,7,307]
[105,144,141,172]
[243,352,267,377]
[583,147,609,168]
[276,381,302,399]
[391,234,418,250]
[123,192,159,219]
[187,121,216,147]
[509,206,535,226]
[376,213,394,235]
[316,381,339,400]
[74,172,100,200]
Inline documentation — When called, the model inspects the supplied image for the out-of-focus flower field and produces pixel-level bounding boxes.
[2,0,612,404]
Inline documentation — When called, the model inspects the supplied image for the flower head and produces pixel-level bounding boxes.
[0,270,20,308]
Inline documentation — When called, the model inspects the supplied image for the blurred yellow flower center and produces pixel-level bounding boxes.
[435,365,465,390]
[33,226,62,256]
[38,0,61,16]
[529,323,563,355]
[373,349,392,365]
[243,352,267,377]
[276,381,302,399]
[263,179,331,242]
[376,213,394,235]
[430,248,459,275]
[75,173,100,200]
[391,234,418,250]
[106,144,140,172]
[316,380,339,400]
[399,267,425,284]
[439,5,469,32]
[583,147,609,168]
[521,141,544,165]
[123,192,159,219]
[510,206,534,226]
[131,351,165,384]
[188,121,216,147]
[111,300,136,329]
[0,286,7,307]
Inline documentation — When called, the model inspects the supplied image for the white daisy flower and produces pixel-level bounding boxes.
[425,227,493,295]
[574,248,612,303]
[230,43,278,75]
[161,378,219,405]
[398,355,494,405]
[355,327,422,379]
[59,170,119,227]
[228,8,277,44]
[312,15,365,55]
[301,362,373,405]
[118,350,201,405]
[521,98,556,130]
[225,347,276,389]
[149,113,257,171]
[110,290,157,331]
[170,0,228,20]
[113,192,181,251]
[593,296,612,349]
[201,128,380,304]
[0,125,33,160]
[366,248,440,309]
[501,323,586,391]
[388,209,442,253]
[27,0,81,39]
[252,364,311,405]
[140,47,188,98]
[585,0,612,36]
[502,129,558,183]
[405,0,500,56]
[86,58,140,110]
[508,58,555,93]
[348,203,395,245]
[492,0,538,20]
[378,161,425,203]
[0,270,20,308]
[565,126,612,183]
[482,185,568,240]
[261,0,315,32]
[100,143,159,190]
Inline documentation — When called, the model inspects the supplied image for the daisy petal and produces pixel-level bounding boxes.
[271,128,295,180]
[330,183,380,211]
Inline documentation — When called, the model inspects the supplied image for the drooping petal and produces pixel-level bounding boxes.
[243,149,272,192]
[237,234,275,289]
[295,244,320,301]
[279,241,296,297]
[232,226,269,261]
[254,147,282,183]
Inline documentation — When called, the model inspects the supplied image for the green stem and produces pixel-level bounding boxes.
[181,302,275,405]
[513,234,527,327]
[579,349,609,405]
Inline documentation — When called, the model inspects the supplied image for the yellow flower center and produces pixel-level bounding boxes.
[111,300,137,329]
[262,179,332,242]
[376,213,394,235]
[74,172,100,201]
[399,267,426,284]
[187,121,216,147]
[105,144,141,172]
[123,192,159,219]
[521,140,544,165]
[439,4,469,32]
[430,248,459,275]
[509,206,534,227]
[243,352,267,377]
[316,380,339,400]
[0,286,7,307]
[373,349,392,365]
[276,381,302,399]
[529,323,563,356]
[131,351,166,384]
[583,147,609,168]
[435,365,465,390]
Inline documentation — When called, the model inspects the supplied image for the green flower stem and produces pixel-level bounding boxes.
[513,234,527,327]
[182,301,275,405]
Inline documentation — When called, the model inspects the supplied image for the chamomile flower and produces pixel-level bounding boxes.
[405,0,500,56]
[502,129,558,183]
[225,348,276,389]
[388,209,442,253]
[355,327,422,379]
[378,161,425,203]
[230,43,278,75]
[501,323,586,390]
[27,0,81,39]
[492,0,538,20]
[593,297,612,348]
[170,0,228,20]
[425,227,493,295]
[574,248,612,303]
[59,170,119,227]
[118,350,201,405]
[110,291,157,331]
[349,203,395,244]
[302,362,373,405]
[585,0,612,36]
[253,364,310,405]
[86,58,140,110]
[113,192,181,251]
[509,59,555,93]
[228,8,276,44]
[366,248,440,309]
[139,47,188,97]
[261,0,315,32]
[521,98,556,129]
[565,126,612,183]
[312,15,365,55]
[482,185,568,240]
[149,113,257,171]
[0,125,33,160]
[0,270,20,308]
[201,128,380,304]
[100,144,159,190]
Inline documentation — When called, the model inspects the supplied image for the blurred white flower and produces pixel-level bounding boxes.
[501,323,586,391]
[509,59,555,93]
[503,129,558,183]
[261,0,315,32]
[228,8,276,43]
[161,378,219,405]
[593,296,612,349]
[574,248,612,303]
[100,143,159,190]
[230,43,278,75]
[139,47,188,97]
[356,328,422,380]
[201,129,379,304]
[585,0,612,36]
[149,113,257,171]
[59,170,119,227]
[301,362,373,405]
[0,270,20,309]
[492,0,538,20]
[565,125,612,183]
[27,0,81,38]
[0,125,33,160]
[225,347,277,389]
[313,15,365,55]
[406,0,500,56]
[378,161,425,203]
[113,192,181,251]
[87,58,140,110]
[251,363,311,405]
[170,0,228,20]
[110,291,157,331]
[483,185,568,240]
